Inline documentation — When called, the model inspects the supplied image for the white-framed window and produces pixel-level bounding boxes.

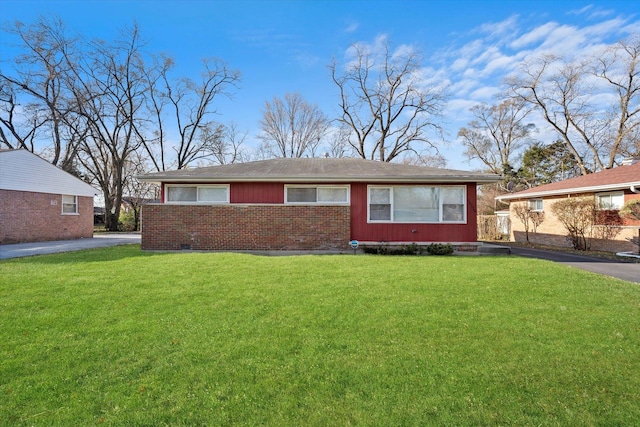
[596,191,624,210]
[367,185,466,223]
[62,195,78,214]
[528,199,543,212]
[165,185,229,203]
[285,185,349,204]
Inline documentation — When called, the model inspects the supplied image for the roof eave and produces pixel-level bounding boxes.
[497,181,640,201]
[138,175,501,184]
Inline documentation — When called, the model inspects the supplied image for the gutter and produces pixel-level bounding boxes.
[496,182,640,202]
[137,175,502,185]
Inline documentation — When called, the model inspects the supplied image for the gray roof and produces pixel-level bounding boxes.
[138,158,500,184]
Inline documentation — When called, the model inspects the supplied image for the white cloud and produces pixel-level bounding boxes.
[425,6,640,167]
[444,99,479,116]
[344,22,359,33]
[568,4,614,19]
[293,51,321,69]
[477,15,520,39]
[449,78,478,97]
[567,5,594,16]
[451,57,469,72]
[469,86,500,101]
[510,22,559,49]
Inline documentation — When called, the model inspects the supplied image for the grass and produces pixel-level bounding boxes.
[1,245,639,426]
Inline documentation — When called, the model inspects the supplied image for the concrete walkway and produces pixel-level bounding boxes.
[509,246,639,284]
[0,233,141,260]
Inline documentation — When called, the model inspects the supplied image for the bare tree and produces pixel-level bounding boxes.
[64,24,149,231]
[508,37,640,173]
[139,57,240,170]
[592,37,640,163]
[0,17,80,171]
[122,151,159,231]
[458,98,535,176]
[329,36,446,162]
[258,92,329,158]
[513,202,545,243]
[400,152,447,168]
[1,17,243,230]
[206,122,248,165]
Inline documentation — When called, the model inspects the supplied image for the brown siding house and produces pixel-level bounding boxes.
[497,159,640,253]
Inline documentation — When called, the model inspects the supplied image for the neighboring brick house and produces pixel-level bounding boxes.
[137,158,500,251]
[497,159,640,253]
[0,149,97,244]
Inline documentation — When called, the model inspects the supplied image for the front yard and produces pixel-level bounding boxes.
[1,246,639,425]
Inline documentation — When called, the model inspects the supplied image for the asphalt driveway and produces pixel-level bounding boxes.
[0,233,141,260]
[509,246,639,284]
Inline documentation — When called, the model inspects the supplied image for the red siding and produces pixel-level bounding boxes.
[154,181,480,248]
[231,182,284,203]
[349,182,478,243]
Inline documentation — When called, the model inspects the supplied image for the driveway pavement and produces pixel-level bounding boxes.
[509,246,639,284]
[0,233,141,260]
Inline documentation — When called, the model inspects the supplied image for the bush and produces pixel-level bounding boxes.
[551,197,595,250]
[425,243,454,256]
[361,243,454,256]
[362,243,422,255]
[118,210,138,232]
[620,199,640,221]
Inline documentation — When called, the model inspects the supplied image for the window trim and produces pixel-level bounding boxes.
[164,184,230,204]
[61,194,78,215]
[284,185,350,205]
[596,191,624,210]
[367,185,467,224]
[528,198,544,212]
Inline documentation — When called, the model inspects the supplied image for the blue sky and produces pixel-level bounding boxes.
[1,0,639,169]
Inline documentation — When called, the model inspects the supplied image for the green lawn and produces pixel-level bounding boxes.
[1,246,639,426]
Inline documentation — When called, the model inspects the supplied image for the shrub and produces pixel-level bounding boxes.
[620,199,640,254]
[620,199,640,221]
[362,243,423,255]
[512,202,544,243]
[118,210,138,232]
[551,197,595,250]
[425,243,454,255]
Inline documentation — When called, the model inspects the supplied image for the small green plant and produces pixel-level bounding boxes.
[363,245,388,255]
[362,243,422,255]
[425,243,454,255]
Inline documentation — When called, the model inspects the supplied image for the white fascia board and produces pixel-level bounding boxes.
[139,176,501,184]
[496,182,640,201]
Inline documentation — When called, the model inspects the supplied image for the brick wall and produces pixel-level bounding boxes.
[509,194,639,253]
[0,189,93,244]
[141,204,351,251]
